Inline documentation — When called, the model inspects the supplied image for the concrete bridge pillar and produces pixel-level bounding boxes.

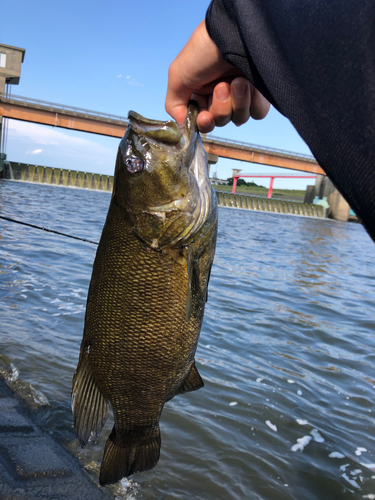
[305,173,350,221]
[327,190,350,221]
[207,153,218,175]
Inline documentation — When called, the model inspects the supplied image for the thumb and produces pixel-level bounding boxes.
[165,65,194,125]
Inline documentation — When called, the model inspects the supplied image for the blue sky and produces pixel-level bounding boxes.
[2,0,314,190]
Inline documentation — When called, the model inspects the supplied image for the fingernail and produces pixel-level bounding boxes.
[232,82,248,98]
[216,85,230,102]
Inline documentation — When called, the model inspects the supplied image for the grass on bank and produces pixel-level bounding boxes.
[213,184,306,199]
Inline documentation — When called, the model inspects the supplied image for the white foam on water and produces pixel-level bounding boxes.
[310,429,324,443]
[356,447,368,456]
[256,378,264,383]
[0,360,49,407]
[297,390,303,395]
[266,420,277,432]
[8,364,19,382]
[329,452,345,459]
[341,473,360,489]
[112,477,139,499]
[350,469,363,476]
[361,463,375,471]
[287,379,295,384]
[296,419,309,426]
[291,435,312,452]
[340,464,350,472]
[363,495,375,499]
[31,386,49,406]
[229,402,238,406]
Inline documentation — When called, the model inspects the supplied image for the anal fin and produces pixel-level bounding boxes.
[167,362,204,401]
[71,354,109,446]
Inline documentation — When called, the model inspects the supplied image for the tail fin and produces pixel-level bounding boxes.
[99,425,161,486]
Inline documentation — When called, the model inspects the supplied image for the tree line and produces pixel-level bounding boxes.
[227,178,261,187]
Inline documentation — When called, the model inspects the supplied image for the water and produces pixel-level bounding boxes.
[1,180,375,499]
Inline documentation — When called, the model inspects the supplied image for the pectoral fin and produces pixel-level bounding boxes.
[206,263,212,303]
[184,247,193,321]
[71,353,109,446]
[163,246,196,321]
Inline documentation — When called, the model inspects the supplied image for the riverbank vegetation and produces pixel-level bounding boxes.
[213,183,306,200]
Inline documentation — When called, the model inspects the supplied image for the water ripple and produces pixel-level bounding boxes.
[1,180,375,499]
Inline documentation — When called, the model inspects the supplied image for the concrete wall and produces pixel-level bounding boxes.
[5,162,113,192]
[216,191,325,217]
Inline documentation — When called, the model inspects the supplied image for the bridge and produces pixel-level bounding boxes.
[0,94,325,175]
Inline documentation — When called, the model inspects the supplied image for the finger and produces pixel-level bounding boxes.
[231,77,251,126]
[190,92,209,110]
[189,93,215,133]
[165,64,192,124]
[208,82,233,127]
[249,86,271,120]
[196,111,216,133]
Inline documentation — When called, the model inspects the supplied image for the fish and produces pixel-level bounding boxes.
[71,101,218,486]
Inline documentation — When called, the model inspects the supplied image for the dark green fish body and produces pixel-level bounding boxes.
[72,103,218,486]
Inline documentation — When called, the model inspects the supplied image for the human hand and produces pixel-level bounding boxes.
[165,20,270,133]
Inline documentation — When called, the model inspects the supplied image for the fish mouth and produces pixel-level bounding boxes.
[127,111,182,146]
[127,100,199,150]
[121,102,215,249]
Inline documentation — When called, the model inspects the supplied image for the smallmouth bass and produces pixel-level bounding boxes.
[71,102,218,485]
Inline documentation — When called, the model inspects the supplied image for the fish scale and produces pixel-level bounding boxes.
[72,102,217,485]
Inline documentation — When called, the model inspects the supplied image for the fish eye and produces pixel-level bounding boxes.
[125,156,144,174]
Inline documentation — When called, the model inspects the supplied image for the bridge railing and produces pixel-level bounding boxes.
[0,93,317,162]
[202,133,316,162]
[0,93,129,125]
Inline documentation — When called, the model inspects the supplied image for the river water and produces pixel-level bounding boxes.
[1,180,375,500]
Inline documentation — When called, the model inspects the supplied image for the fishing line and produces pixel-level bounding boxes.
[0,215,99,245]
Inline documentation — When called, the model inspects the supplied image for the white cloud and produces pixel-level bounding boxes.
[125,75,144,87]
[116,74,122,78]
[6,120,119,175]
[8,121,112,153]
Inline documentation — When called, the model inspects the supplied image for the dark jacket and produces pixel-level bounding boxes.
[206,0,375,240]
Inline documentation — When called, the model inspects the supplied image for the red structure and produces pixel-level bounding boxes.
[232,174,316,198]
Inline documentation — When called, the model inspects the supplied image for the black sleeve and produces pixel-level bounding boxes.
[206,0,375,241]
